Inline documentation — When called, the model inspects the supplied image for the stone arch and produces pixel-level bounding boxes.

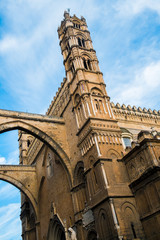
[0,120,72,185]
[98,208,113,239]
[107,148,121,159]
[73,161,87,212]
[121,201,142,239]
[47,215,66,240]
[73,161,85,185]
[0,174,38,218]
[121,201,138,218]
[76,32,87,40]
[74,93,81,105]
[82,52,92,59]
[91,87,103,96]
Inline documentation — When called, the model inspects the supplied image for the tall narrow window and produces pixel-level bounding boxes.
[27,140,31,148]
[83,58,92,70]
[123,137,131,148]
[66,42,70,52]
[71,63,75,73]
[82,39,85,47]
[87,59,92,70]
[83,59,88,69]
[78,37,82,47]
[131,223,137,238]
[74,23,80,29]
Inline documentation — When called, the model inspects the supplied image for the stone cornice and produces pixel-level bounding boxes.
[111,102,160,117]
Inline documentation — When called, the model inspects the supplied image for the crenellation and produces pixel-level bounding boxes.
[111,102,160,125]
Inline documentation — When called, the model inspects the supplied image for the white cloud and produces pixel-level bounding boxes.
[0,203,21,240]
[0,149,19,165]
[112,61,160,108]
[115,0,160,17]
[7,149,19,165]
[0,183,19,199]
[0,36,20,53]
[0,157,6,164]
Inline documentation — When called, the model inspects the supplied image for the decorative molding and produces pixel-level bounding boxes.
[111,102,160,124]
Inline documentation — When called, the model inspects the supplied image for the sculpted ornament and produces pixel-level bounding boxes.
[68,227,77,240]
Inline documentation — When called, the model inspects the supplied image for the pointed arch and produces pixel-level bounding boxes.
[91,87,103,96]
[47,215,66,240]
[107,148,121,159]
[73,161,85,185]
[98,208,114,239]
[76,32,87,40]
[81,52,92,59]
[0,173,38,218]
[0,120,72,186]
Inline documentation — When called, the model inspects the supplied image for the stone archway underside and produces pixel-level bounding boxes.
[0,165,38,217]
[0,109,73,218]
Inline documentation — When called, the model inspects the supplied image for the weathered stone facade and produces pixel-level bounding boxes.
[0,12,160,240]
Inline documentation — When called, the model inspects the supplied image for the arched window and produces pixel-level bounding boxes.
[74,94,80,105]
[93,98,104,114]
[48,216,66,240]
[94,99,100,112]
[73,162,87,212]
[83,59,88,69]
[87,59,92,70]
[78,37,85,48]
[121,128,132,149]
[73,23,80,29]
[123,137,131,148]
[83,58,92,70]
[78,37,82,47]
[98,209,113,239]
[91,88,102,96]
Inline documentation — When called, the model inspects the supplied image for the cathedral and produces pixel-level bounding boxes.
[0,12,160,240]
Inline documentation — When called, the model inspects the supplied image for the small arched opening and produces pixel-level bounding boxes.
[47,215,66,240]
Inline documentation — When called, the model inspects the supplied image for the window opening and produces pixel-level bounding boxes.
[27,140,31,148]
[83,59,88,69]
[123,137,131,148]
[66,42,70,52]
[83,59,92,70]
[88,59,92,70]
[99,100,103,113]
[82,39,85,47]
[78,37,82,47]
[71,63,75,73]
[131,223,137,238]
[74,23,80,29]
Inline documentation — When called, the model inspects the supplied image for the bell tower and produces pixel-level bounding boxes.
[47,11,145,240]
[58,11,115,130]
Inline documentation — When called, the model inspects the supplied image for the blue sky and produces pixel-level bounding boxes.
[0,0,160,239]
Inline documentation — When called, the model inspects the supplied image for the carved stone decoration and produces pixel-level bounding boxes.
[82,209,94,228]
[46,152,54,178]
[68,227,77,240]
